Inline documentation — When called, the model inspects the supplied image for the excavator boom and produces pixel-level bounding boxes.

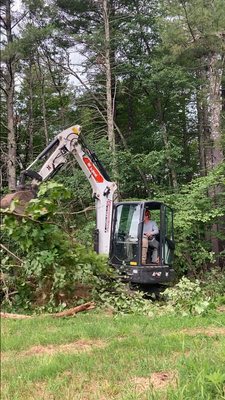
[1,125,117,255]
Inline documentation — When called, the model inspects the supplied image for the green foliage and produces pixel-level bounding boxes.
[93,280,154,315]
[1,182,110,311]
[163,267,225,316]
[1,181,158,315]
[160,164,225,274]
[163,277,211,316]
[162,0,225,57]
[19,24,54,56]
[206,371,225,398]
[201,267,225,307]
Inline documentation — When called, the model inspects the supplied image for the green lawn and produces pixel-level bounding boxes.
[1,311,225,399]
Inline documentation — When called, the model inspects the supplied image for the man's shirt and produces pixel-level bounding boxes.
[143,220,159,236]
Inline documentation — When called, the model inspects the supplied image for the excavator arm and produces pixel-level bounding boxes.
[14,125,117,255]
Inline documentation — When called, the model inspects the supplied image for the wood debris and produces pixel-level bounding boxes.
[0,302,95,319]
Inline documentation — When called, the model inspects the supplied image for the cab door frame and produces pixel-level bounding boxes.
[161,205,175,266]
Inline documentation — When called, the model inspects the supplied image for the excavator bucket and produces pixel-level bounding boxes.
[0,189,35,214]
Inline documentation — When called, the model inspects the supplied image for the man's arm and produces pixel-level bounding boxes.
[151,221,159,235]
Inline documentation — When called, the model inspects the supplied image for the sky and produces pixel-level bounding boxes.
[11,0,85,87]
[12,0,22,12]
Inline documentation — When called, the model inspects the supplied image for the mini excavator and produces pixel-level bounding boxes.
[1,125,175,285]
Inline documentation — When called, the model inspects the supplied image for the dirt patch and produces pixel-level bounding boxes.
[150,371,177,390]
[132,371,177,394]
[78,379,111,400]
[132,377,151,394]
[57,375,114,400]
[26,382,54,400]
[1,339,106,361]
[180,327,225,337]
[1,353,10,362]
[22,339,106,357]
[217,306,225,313]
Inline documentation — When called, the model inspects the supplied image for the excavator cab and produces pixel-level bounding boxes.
[109,201,175,284]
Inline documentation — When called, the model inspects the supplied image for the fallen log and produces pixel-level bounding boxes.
[0,312,31,319]
[0,302,95,320]
[51,302,95,317]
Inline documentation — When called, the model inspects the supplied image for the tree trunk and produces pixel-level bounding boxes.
[207,53,224,257]
[5,0,16,191]
[127,79,134,136]
[196,99,207,176]
[37,58,49,145]
[161,122,178,190]
[41,76,49,146]
[181,95,192,182]
[197,54,224,259]
[28,59,34,162]
[196,64,211,177]
[102,0,116,158]
[222,82,225,113]
[196,88,207,175]
[156,97,178,190]
[6,84,16,190]
[206,53,224,171]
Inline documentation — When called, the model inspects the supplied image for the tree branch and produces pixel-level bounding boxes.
[181,0,196,42]
[47,48,150,194]
[11,11,29,30]
[0,243,23,264]
[55,205,95,215]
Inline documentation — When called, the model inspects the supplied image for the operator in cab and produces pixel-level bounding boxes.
[142,209,159,264]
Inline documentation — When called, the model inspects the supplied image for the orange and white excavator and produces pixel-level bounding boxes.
[1,125,175,285]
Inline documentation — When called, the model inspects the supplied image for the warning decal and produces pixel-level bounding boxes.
[83,156,104,183]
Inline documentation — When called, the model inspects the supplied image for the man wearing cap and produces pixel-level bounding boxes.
[142,210,159,264]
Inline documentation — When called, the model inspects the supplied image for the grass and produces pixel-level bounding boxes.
[1,311,225,399]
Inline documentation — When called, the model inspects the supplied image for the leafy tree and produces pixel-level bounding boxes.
[161,0,225,173]
[1,0,22,190]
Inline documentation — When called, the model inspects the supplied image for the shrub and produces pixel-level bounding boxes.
[1,182,110,311]
[163,277,211,315]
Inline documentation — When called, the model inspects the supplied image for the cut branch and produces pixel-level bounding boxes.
[0,312,31,319]
[0,243,23,264]
[0,302,95,319]
[51,302,95,317]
